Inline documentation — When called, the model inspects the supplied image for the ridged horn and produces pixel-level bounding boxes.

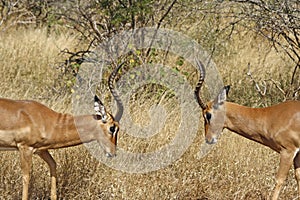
[194,59,207,110]
[108,62,125,122]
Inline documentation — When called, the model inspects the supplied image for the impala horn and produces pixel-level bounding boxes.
[108,62,125,122]
[194,59,208,110]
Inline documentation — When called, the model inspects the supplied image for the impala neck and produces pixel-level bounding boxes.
[51,114,99,148]
[223,102,275,150]
[73,115,101,142]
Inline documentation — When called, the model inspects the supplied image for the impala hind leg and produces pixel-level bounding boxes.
[272,150,294,200]
[293,151,300,198]
[36,150,57,200]
[19,146,34,200]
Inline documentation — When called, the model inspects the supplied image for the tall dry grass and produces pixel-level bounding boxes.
[0,28,78,110]
[215,31,296,106]
[0,27,298,200]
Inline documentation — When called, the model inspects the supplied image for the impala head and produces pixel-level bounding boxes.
[92,62,124,157]
[194,59,230,144]
[94,95,119,157]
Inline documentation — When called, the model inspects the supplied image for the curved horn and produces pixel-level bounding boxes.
[194,59,207,110]
[108,62,125,122]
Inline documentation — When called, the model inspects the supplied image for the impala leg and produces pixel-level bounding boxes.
[19,146,34,200]
[36,150,57,200]
[293,152,300,198]
[272,150,294,200]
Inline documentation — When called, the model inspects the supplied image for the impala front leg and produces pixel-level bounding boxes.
[37,150,57,200]
[19,145,34,200]
[293,151,300,198]
[272,150,294,200]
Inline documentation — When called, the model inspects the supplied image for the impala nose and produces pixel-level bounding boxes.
[106,152,116,158]
[206,137,217,144]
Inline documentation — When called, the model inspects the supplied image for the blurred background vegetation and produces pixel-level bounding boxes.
[0,0,299,104]
[0,0,299,199]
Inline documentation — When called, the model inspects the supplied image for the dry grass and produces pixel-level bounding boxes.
[0,28,298,200]
[0,28,78,110]
[215,31,296,106]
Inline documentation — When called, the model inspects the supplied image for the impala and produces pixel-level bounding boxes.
[194,59,300,200]
[0,63,124,200]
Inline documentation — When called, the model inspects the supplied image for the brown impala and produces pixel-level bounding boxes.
[0,63,124,200]
[194,59,300,200]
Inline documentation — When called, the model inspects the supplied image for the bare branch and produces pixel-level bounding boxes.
[247,63,267,97]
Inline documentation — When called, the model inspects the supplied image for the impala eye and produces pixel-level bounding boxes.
[206,113,212,121]
[110,126,116,134]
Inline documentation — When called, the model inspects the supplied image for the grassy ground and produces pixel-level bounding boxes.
[0,28,298,200]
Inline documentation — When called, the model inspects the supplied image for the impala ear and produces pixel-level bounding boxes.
[94,95,107,123]
[224,85,230,96]
[214,85,230,108]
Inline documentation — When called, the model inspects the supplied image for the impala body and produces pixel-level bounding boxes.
[195,59,300,200]
[0,98,118,152]
[0,97,118,200]
[209,100,300,153]
[0,63,124,200]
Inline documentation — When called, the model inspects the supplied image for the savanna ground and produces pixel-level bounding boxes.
[0,1,299,199]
